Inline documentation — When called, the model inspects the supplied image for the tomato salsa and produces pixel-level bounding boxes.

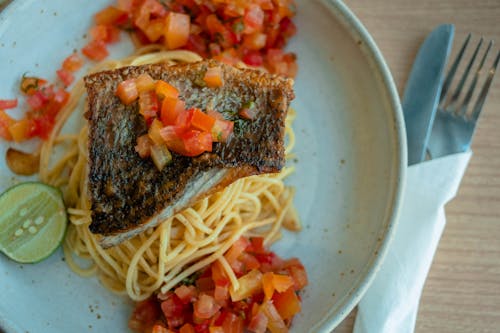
[1,0,297,143]
[129,236,308,333]
[95,0,298,77]
[115,69,235,166]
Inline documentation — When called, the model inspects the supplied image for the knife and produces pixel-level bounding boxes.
[402,24,455,165]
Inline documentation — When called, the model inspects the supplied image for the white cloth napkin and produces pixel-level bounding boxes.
[353,151,472,333]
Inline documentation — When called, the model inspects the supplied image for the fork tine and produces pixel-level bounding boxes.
[449,37,483,114]
[471,49,500,121]
[440,33,471,105]
[459,40,493,115]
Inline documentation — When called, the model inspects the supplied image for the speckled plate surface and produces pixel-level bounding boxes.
[0,0,405,332]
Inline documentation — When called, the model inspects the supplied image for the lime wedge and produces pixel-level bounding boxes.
[0,182,67,263]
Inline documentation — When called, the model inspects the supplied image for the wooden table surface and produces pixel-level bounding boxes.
[334,1,500,332]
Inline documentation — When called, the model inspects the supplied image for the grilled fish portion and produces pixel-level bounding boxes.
[84,60,294,248]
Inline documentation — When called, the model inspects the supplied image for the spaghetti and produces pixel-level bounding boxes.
[39,47,299,302]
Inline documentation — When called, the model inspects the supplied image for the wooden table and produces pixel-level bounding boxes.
[334,1,500,332]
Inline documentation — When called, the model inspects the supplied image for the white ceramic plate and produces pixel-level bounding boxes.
[0,0,406,332]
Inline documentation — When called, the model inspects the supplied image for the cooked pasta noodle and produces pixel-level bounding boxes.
[39,47,299,302]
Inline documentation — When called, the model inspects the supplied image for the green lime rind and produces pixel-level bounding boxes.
[0,182,68,264]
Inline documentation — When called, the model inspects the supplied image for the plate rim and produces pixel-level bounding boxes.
[312,0,407,331]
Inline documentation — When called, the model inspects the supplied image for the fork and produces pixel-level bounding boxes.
[427,34,500,159]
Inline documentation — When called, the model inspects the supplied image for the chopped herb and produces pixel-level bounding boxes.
[232,21,245,33]
[193,77,207,87]
[181,271,202,286]
[242,101,255,110]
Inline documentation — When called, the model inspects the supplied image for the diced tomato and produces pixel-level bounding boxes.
[90,24,121,43]
[194,294,221,320]
[150,143,172,171]
[243,5,264,34]
[211,118,233,143]
[82,39,109,61]
[255,252,285,273]
[143,18,165,42]
[248,311,268,333]
[185,34,208,57]
[0,99,18,110]
[134,0,167,33]
[175,285,198,304]
[262,272,274,301]
[129,297,161,333]
[239,101,257,120]
[130,29,152,47]
[27,92,47,110]
[90,24,109,41]
[208,42,221,56]
[143,0,167,17]
[128,235,305,331]
[164,12,190,49]
[44,88,69,117]
[174,108,194,133]
[203,66,224,88]
[211,260,229,287]
[20,76,47,96]
[139,90,159,120]
[116,79,139,105]
[160,125,187,155]
[223,4,244,18]
[62,53,84,72]
[209,326,224,333]
[161,293,187,320]
[213,48,239,66]
[225,237,250,265]
[196,276,215,293]
[239,252,260,271]
[190,108,216,132]
[259,301,287,333]
[205,14,224,37]
[279,16,297,38]
[161,97,185,126]
[152,324,170,333]
[249,237,265,254]
[243,32,267,50]
[53,88,70,107]
[229,269,263,302]
[284,258,308,291]
[242,51,263,66]
[56,69,74,87]
[222,312,244,333]
[135,134,153,158]
[179,323,196,333]
[273,274,294,293]
[181,130,213,156]
[106,25,122,43]
[116,0,134,12]
[25,114,54,140]
[155,80,179,99]
[148,118,164,145]
[205,15,237,49]
[214,284,229,303]
[272,287,301,320]
[135,73,156,92]
[95,6,129,26]
[0,110,15,140]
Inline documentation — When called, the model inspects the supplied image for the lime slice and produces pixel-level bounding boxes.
[0,182,67,263]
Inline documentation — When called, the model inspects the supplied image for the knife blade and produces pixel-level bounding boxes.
[402,24,454,165]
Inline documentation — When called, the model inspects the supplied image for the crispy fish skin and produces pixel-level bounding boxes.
[84,60,294,248]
